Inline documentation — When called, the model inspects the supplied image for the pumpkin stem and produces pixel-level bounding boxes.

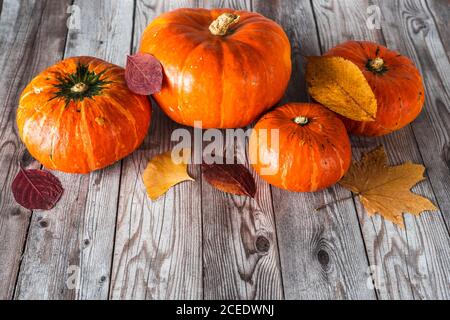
[71,82,88,93]
[50,63,112,106]
[293,116,309,126]
[367,57,387,74]
[209,13,240,36]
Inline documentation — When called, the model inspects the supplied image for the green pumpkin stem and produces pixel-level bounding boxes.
[50,63,112,105]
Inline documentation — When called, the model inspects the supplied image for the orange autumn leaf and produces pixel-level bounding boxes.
[142,149,194,200]
[306,56,377,121]
[339,146,437,227]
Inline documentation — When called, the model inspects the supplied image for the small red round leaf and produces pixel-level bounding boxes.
[12,168,64,210]
[125,52,163,95]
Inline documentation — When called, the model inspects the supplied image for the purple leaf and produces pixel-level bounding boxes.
[12,167,63,210]
[125,52,163,95]
[202,163,257,198]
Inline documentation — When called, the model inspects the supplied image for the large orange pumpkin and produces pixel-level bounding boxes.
[17,56,152,173]
[140,8,291,128]
[325,41,425,136]
[250,103,351,192]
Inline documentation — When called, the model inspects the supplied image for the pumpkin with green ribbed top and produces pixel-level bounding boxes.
[17,56,152,173]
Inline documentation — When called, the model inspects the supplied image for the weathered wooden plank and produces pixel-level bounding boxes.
[197,0,284,300]
[109,0,203,300]
[253,0,375,300]
[377,0,450,227]
[426,0,450,58]
[0,0,71,300]
[312,0,450,299]
[374,0,450,299]
[14,0,135,300]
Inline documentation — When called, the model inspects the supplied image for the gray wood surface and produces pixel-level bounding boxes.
[200,0,284,300]
[0,0,449,300]
[0,0,71,300]
[109,0,203,300]
[14,0,135,300]
[256,0,376,300]
[312,0,450,300]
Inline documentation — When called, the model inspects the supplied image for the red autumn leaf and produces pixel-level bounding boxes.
[12,167,63,210]
[125,52,162,95]
[202,163,256,198]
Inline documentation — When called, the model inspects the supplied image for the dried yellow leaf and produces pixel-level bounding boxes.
[339,146,437,227]
[142,149,194,200]
[306,56,377,121]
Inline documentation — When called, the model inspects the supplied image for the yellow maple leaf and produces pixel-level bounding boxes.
[339,146,437,227]
[306,56,377,121]
[142,149,194,200]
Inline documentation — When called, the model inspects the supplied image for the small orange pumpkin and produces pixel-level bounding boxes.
[17,56,152,173]
[250,103,351,192]
[325,41,425,136]
[140,8,291,128]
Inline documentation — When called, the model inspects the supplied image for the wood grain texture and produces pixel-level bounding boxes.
[374,0,450,299]
[423,0,449,59]
[198,0,284,300]
[1,0,450,300]
[109,0,203,300]
[312,0,450,299]
[254,0,375,300]
[14,0,134,300]
[376,0,450,227]
[0,0,71,300]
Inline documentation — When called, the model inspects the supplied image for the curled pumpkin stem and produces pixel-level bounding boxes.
[209,13,240,36]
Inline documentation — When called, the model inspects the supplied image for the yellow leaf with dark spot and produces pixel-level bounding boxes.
[306,56,377,121]
[339,146,437,227]
[142,149,194,200]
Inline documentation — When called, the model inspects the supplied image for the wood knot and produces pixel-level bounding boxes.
[10,208,21,216]
[411,17,428,34]
[255,235,270,253]
[39,219,49,228]
[317,249,330,267]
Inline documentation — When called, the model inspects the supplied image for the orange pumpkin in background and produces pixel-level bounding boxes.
[140,8,291,128]
[250,103,351,192]
[325,41,425,136]
[17,56,152,173]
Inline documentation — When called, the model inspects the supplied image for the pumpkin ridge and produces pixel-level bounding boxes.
[228,38,271,120]
[92,100,121,159]
[217,40,225,128]
[80,100,97,171]
[48,102,66,167]
[176,39,209,125]
[105,95,140,148]
[221,40,254,126]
